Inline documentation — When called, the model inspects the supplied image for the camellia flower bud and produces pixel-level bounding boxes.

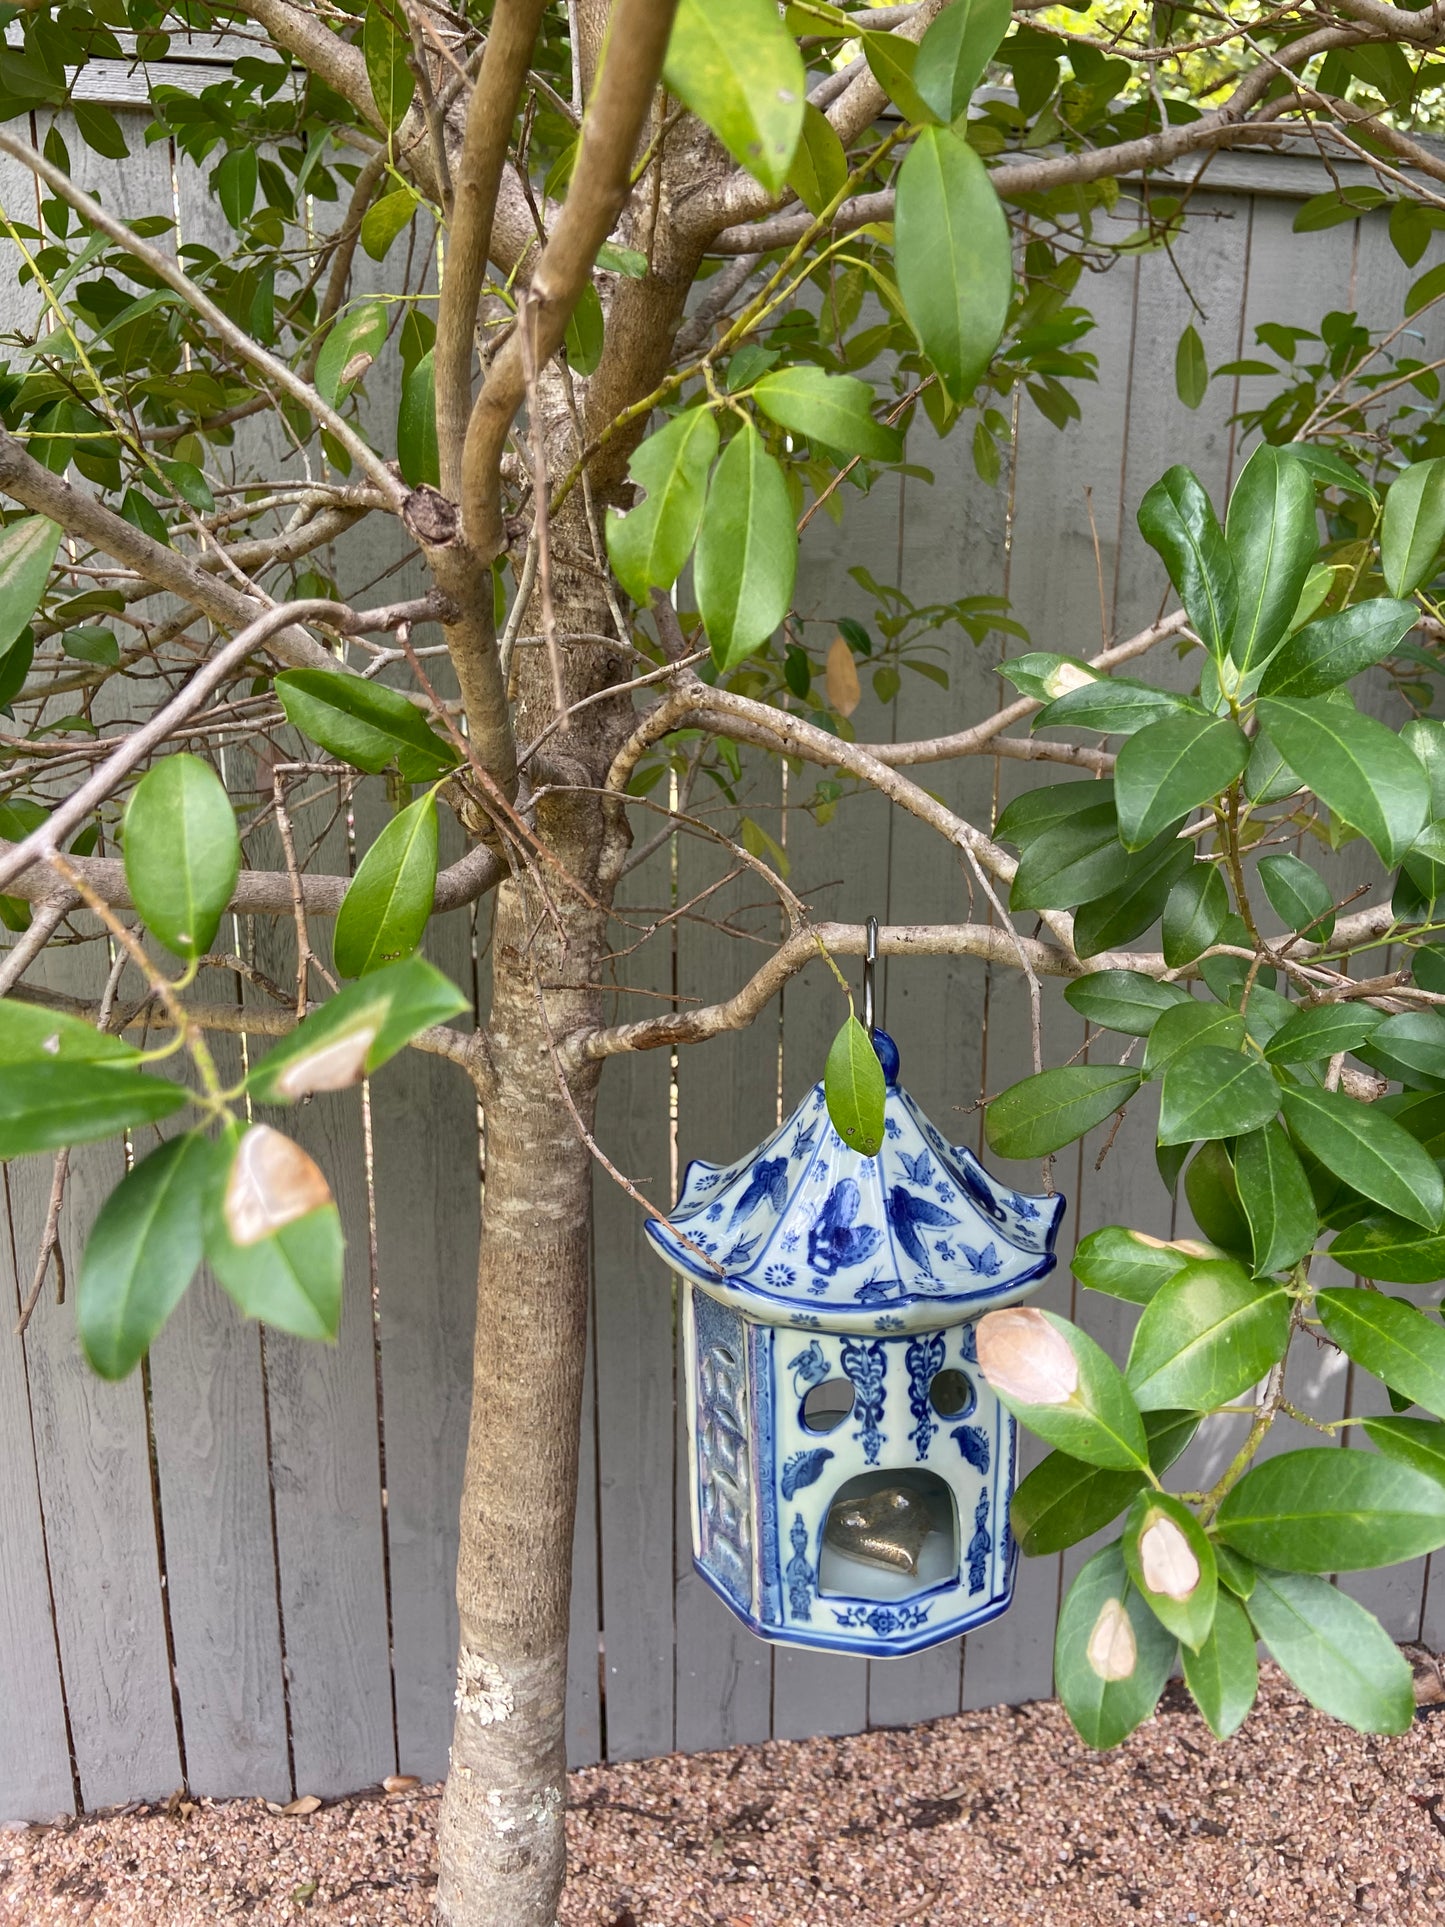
[1044,660,1097,698]
[224,1123,333,1246]
[275,1022,378,1099]
[976,1306,1079,1406]
[1086,1597,1137,1682]
[1139,1512,1201,1601]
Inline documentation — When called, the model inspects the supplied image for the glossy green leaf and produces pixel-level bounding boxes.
[364,0,415,131]
[1072,1226,1201,1305]
[0,516,61,658]
[1362,1414,1445,1486]
[245,957,469,1103]
[1062,970,1192,1037]
[1225,444,1320,674]
[1072,835,1195,959]
[1404,821,1445,909]
[73,101,129,161]
[995,779,1115,847]
[753,366,901,462]
[1361,1010,1445,1091]
[360,186,417,261]
[664,0,806,193]
[985,1065,1142,1160]
[1330,1210,1445,1283]
[0,998,139,1065]
[1136,465,1235,662]
[275,669,458,782]
[1157,1047,1279,1146]
[1054,1542,1177,1750]
[1257,598,1418,699]
[1381,457,1445,597]
[913,0,1012,122]
[694,421,796,672]
[1162,864,1229,969]
[1263,1003,1382,1066]
[1234,1121,1316,1273]
[333,792,438,979]
[1183,1139,1253,1257]
[1217,1446,1445,1570]
[1247,1570,1413,1733]
[1143,1001,1244,1077]
[1181,1589,1257,1740]
[0,1062,187,1159]
[1255,697,1428,867]
[1214,1543,1256,1599]
[980,1309,1150,1471]
[314,300,388,409]
[564,281,604,375]
[1123,1489,1217,1651]
[396,347,438,488]
[203,1125,343,1341]
[1034,677,1202,738]
[1317,1286,1445,1418]
[606,408,720,607]
[78,1132,214,1379]
[895,125,1012,405]
[122,754,239,960]
[1281,1084,1445,1228]
[1244,727,1300,806]
[1403,717,1445,817]
[213,147,257,230]
[861,30,937,124]
[786,102,847,216]
[1257,854,1334,942]
[1126,1259,1291,1412]
[1009,806,1122,911]
[824,1015,886,1157]
[1174,323,1208,410]
[1010,1410,1197,1557]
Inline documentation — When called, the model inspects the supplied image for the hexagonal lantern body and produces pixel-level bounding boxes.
[645,1031,1065,1658]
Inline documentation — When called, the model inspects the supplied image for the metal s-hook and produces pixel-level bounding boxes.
[862,916,878,1035]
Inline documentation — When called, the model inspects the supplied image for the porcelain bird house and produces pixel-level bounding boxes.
[646,1029,1064,1658]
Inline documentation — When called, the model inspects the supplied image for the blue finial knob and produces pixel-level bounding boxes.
[871,1027,900,1086]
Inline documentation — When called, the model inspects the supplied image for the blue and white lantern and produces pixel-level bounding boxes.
[646,1025,1065,1659]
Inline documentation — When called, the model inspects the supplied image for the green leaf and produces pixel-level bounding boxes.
[363,0,415,131]
[396,347,439,489]
[1330,1210,1445,1283]
[1010,1410,1197,1557]
[203,1124,343,1341]
[1142,1001,1244,1077]
[275,668,458,781]
[1073,1226,1200,1305]
[333,792,438,979]
[694,421,796,671]
[1062,970,1192,1037]
[913,0,1012,122]
[996,779,1115,847]
[753,366,901,462]
[1360,1010,1445,1091]
[1257,598,1418,699]
[823,1015,886,1157]
[314,300,388,410]
[1136,466,1235,662]
[1362,1414,1445,1486]
[1403,717,1445,818]
[1217,1446,1445,1570]
[360,186,417,261]
[1234,1121,1316,1274]
[1317,1286,1445,1418]
[1034,677,1202,738]
[0,997,139,1065]
[985,1065,1142,1160]
[213,147,257,230]
[1381,457,1445,597]
[895,125,1012,406]
[1174,323,1208,410]
[1122,1489,1216,1651]
[663,0,806,194]
[72,100,129,161]
[1214,1543,1256,1599]
[245,956,468,1103]
[1071,835,1194,959]
[1162,864,1229,969]
[0,627,33,708]
[1281,1084,1445,1228]
[564,281,604,375]
[606,409,720,606]
[1181,1589,1257,1740]
[1255,697,1428,867]
[0,515,61,659]
[1054,1543,1177,1750]
[61,625,119,667]
[0,1062,187,1159]
[1225,444,1320,674]
[78,1133,214,1379]
[1257,853,1334,942]
[786,101,848,216]
[1246,1570,1413,1733]
[1184,1139,1253,1256]
[122,753,239,961]
[861,30,938,124]
[1125,1259,1291,1412]
[979,1308,1150,1471]
[1157,1047,1279,1146]
[1009,806,1122,911]
[1264,1003,1382,1067]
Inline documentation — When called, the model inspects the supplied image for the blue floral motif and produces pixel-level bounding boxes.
[953,1424,989,1474]
[706,1203,724,1221]
[884,1116,902,1140]
[696,1172,720,1190]
[780,1231,801,1253]
[791,1312,821,1329]
[765,1263,797,1290]
[936,1242,955,1264]
[786,1514,814,1620]
[730,1156,789,1227]
[874,1314,904,1331]
[807,1274,831,1296]
[788,1339,828,1397]
[781,1448,834,1499]
[905,1330,946,1458]
[967,1491,991,1596]
[809,1179,884,1275]
[936,1182,956,1203]
[960,1324,978,1364]
[831,1601,931,1635]
[840,1337,887,1465]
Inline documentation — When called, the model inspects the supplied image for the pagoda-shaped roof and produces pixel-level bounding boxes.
[645,1031,1063,1334]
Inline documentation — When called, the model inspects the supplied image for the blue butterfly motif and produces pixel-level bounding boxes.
[953,1424,990,1474]
[791,1119,818,1160]
[808,1179,884,1275]
[1005,1190,1041,1222]
[856,1276,905,1306]
[722,1234,761,1267]
[781,1448,834,1500]
[961,1241,1002,1277]
[730,1155,789,1227]
[887,1186,961,1276]
[899,1148,933,1186]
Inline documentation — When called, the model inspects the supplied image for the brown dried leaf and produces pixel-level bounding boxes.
[825,635,861,718]
[224,1125,332,1247]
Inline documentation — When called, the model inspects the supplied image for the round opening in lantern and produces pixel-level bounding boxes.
[928,1367,976,1420]
[800,1376,855,1434]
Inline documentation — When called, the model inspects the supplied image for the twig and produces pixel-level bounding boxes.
[15,1151,69,1336]
[517,289,568,725]
[0,897,73,995]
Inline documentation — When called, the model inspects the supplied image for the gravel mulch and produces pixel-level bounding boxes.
[4,1663,1445,1927]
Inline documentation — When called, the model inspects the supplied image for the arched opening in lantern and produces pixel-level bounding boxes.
[817,1467,958,1602]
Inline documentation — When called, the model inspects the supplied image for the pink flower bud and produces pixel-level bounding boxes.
[1086,1597,1137,1682]
[976,1306,1079,1406]
[224,1124,332,1246]
[1139,1512,1201,1601]
[275,1022,378,1099]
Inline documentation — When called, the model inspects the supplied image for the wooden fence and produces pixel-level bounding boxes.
[3,102,1445,1820]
